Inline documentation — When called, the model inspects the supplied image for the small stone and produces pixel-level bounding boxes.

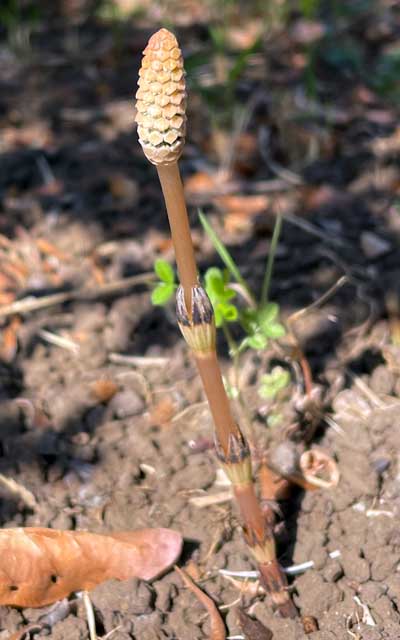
[360,231,391,258]
[371,457,391,475]
[369,546,398,581]
[372,594,399,624]
[294,571,341,616]
[154,581,173,611]
[49,615,88,640]
[360,581,386,603]
[91,578,153,632]
[323,560,343,582]
[108,390,144,418]
[340,548,370,583]
[369,364,394,395]
[312,548,328,571]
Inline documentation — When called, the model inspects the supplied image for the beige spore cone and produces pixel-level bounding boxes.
[135,28,187,165]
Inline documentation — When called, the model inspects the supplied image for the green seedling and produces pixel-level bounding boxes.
[199,210,286,351]
[151,212,288,402]
[259,366,291,400]
[239,303,286,352]
[151,259,176,306]
[204,267,237,327]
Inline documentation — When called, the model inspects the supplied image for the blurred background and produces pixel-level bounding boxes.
[0,0,399,362]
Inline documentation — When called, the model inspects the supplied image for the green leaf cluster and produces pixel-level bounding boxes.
[204,267,238,327]
[240,303,285,351]
[258,367,290,400]
[199,211,286,353]
[151,259,176,306]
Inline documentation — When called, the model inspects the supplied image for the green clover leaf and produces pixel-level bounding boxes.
[204,266,238,327]
[151,283,175,306]
[154,259,175,284]
[258,367,290,400]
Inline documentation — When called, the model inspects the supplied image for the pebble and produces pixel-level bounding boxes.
[108,390,144,418]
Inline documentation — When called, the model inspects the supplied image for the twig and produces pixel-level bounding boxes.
[287,275,348,326]
[189,490,232,508]
[261,211,282,305]
[0,473,38,511]
[0,272,155,319]
[284,213,352,249]
[82,591,97,640]
[175,566,226,640]
[38,329,80,354]
[109,353,168,367]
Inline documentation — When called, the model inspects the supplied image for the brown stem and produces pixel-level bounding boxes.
[157,163,198,308]
[233,482,296,618]
[195,352,238,456]
[155,158,296,617]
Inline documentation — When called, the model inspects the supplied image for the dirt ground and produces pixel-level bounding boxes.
[1,3,400,639]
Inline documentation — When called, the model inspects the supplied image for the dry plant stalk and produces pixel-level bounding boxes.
[135,28,296,617]
[175,566,226,640]
[0,527,182,607]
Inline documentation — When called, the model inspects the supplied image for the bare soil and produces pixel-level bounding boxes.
[1,5,400,639]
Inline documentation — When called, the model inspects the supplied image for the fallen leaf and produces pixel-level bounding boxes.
[149,397,176,426]
[214,194,270,234]
[299,448,340,489]
[236,606,273,639]
[0,316,21,362]
[184,171,217,197]
[0,291,16,305]
[36,238,68,262]
[0,527,182,607]
[175,566,226,640]
[215,194,269,216]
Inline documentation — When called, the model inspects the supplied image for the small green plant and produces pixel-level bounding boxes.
[258,366,291,400]
[150,210,288,399]
[204,267,238,327]
[151,258,176,306]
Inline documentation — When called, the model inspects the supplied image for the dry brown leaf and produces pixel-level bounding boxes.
[0,527,182,607]
[0,316,21,362]
[299,448,340,490]
[214,195,269,234]
[36,238,68,262]
[215,194,269,216]
[184,171,217,197]
[0,291,16,305]
[175,566,226,640]
[149,397,176,426]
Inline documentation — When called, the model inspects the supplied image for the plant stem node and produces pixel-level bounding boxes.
[176,285,216,355]
[215,429,252,486]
